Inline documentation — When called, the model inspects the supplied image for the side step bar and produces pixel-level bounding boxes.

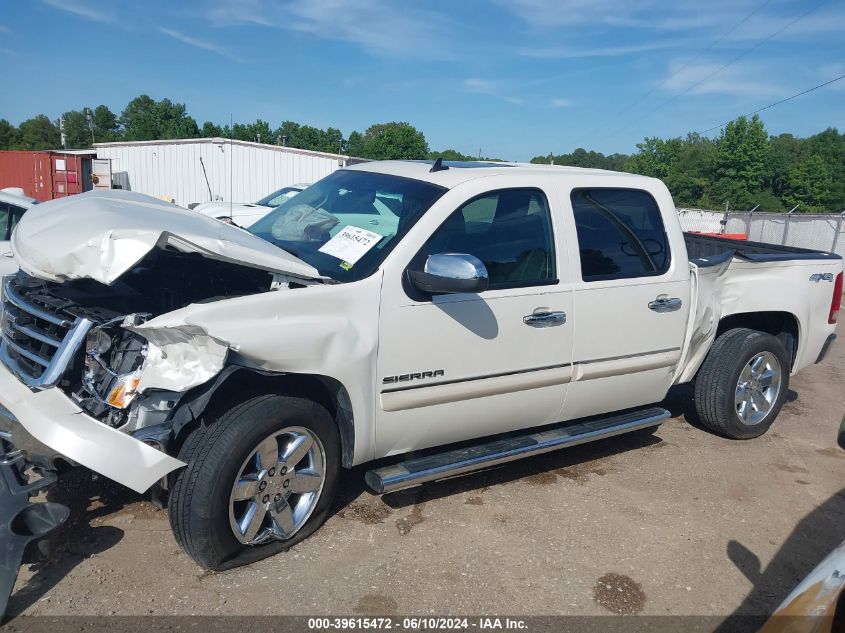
[365,407,670,494]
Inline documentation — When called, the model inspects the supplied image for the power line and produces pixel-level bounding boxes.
[697,73,845,134]
[596,0,830,142]
[581,0,774,140]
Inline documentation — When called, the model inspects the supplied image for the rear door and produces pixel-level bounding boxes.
[561,186,691,420]
[375,185,574,457]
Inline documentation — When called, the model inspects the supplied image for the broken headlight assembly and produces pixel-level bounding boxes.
[79,318,148,423]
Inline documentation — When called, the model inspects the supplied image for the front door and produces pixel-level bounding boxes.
[376,187,574,457]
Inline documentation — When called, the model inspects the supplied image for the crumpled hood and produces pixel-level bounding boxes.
[11,189,321,285]
[193,201,269,216]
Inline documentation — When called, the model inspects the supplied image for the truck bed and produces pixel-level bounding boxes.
[684,232,842,267]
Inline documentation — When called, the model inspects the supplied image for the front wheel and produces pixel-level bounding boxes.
[694,328,790,439]
[168,394,340,570]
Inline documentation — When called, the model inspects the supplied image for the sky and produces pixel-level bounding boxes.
[0,0,843,161]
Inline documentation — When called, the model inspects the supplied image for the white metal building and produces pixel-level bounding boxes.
[93,137,353,208]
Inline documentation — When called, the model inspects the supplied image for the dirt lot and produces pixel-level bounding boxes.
[7,322,845,623]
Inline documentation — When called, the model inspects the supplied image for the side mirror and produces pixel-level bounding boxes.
[409,253,489,295]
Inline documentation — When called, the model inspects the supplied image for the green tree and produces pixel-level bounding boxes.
[120,95,199,141]
[17,115,60,150]
[766,133,805,200]
[0,119,18,149]
[665,133,717,207]
[804,128,845,209]
[275,120,301,147]
[91,105,121,142]
[624,137,681,179]
[431,148,476,161]
[232,119,274,144]
[713,115,768,209]
[345,130,364,156]
[783,155,835,211]
[320,127,343,154]
[201,121,223,137]
[60,109,92,148]
[353,122,428,160]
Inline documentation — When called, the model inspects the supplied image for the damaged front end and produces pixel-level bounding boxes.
[1,245,273,436]
[0,190,330,617]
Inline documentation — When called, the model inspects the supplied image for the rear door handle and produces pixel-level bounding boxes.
[648,295,683,313]
[523,310,567,327]
[369,219,379,225]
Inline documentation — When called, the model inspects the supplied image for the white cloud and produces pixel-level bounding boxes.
[462,78,524,105]
[0,24,10,33]
[159,27,242,61]
[720,7,845,41]
[41,0,115,23]
[521,41,680,59]
[550,98,573,107]
[204,0,452,58]
[491,0,732,30]
[661,60,783,98]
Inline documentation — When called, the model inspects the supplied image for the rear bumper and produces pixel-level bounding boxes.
[0,360,185,493]
[816,334,837,364]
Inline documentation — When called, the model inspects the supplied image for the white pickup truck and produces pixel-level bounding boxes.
[0,161,841,574]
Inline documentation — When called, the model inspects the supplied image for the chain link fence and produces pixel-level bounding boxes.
[677,208,845,257]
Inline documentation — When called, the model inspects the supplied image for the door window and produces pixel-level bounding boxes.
[418,188,556,289]
[0,204,8,240]
[7,205,26,238]
[571,188,670,281]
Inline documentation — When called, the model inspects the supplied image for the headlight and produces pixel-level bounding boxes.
[103,370,142,409]
[83,324,147,410]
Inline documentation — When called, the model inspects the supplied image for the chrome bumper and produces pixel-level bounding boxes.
[0,360,185,493]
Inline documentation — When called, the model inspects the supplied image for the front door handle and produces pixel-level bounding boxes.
[648,295,683,313]
[523,310,567,327]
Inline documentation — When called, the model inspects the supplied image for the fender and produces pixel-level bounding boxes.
[166,365,356,468]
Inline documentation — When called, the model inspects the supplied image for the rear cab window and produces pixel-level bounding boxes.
[571,188,670,281]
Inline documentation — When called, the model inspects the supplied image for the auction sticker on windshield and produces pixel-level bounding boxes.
[318,225,383,264]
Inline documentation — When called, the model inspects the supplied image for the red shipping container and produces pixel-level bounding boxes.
[0,150,95,201]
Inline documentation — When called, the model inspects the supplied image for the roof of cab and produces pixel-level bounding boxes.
[344,159,645,189]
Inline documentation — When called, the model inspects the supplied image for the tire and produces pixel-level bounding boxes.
[168,394,340,570]
[694,328,790,439]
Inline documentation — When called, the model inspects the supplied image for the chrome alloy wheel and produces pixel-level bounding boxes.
[735,351,782,426]
[228,426,326,545]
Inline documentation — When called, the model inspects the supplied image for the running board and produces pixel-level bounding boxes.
[365,407,670,494]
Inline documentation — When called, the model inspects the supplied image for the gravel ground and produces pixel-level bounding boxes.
[7,322,845,623]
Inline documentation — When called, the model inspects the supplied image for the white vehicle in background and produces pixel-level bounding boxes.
[0,188,38,274]
[191,184,308,226]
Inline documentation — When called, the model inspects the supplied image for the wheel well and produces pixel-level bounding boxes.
[171,368,356,468]
[716,311,800,368]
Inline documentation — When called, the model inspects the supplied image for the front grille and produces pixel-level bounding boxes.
[0,277,92,389]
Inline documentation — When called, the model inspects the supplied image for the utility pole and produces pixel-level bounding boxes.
[87,109,94,145]
[59,116,66,149]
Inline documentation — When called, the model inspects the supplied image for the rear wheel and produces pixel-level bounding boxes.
[168,394,339,570]
[694,328,789,439]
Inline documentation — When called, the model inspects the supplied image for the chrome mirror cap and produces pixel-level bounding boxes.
[409,253,489,295]
[424,253,488,281]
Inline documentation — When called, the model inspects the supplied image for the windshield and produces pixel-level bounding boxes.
[249,170,446,282]
[256,186,303,208]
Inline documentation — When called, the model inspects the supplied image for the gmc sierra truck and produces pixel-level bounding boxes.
[0,160,841,584]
